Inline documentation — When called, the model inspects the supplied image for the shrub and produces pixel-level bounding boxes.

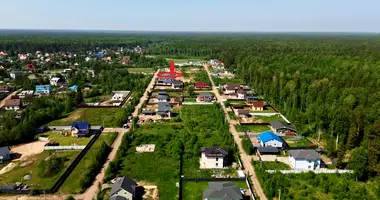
[38,155,65,177]
[242,136,254,155]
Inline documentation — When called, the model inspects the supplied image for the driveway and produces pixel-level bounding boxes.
[259,155,291,166]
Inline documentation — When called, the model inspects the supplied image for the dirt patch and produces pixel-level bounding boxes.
[19,161,33,167]
[10,141,47,161]
[0,162,17,175]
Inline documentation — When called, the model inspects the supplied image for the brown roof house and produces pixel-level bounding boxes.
[200,147,228,169]
[223,83,240,95]
[248,101,264,111]
[2,99,21,111]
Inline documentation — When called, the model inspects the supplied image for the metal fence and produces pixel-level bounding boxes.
[266,169,354,174]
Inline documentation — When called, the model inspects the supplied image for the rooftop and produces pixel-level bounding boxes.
[289,149,320,160]
[201,146,228,157]
[203,182,243,200]
[258,131,282,143]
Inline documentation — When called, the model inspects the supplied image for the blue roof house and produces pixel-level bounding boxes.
[258,131,283,147]
[35,85,51,95]
[71,122,90,137]
[69,85,79,92]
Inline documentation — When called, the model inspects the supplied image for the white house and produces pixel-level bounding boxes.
[112,93,127,101]
[257,131,283,147]
[50,77,66,86]
[200,147,228,169]
[289,150,321,170]
[18,90,34,98]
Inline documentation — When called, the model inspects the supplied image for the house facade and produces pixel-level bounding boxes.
[2,99,21,111]
[258,131,283,147]
[71,122,90,137]
[200,147,228,169]
[197,93,213,102]
[289,150,321,170]
[35,85,51,95]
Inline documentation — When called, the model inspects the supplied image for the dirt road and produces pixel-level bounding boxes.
[204,65,267,200]
[78,71,159,200]
[132,70,159,117]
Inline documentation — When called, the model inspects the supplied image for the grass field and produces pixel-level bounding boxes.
[262,161,291,170]
[284,137,314,147]
[235,125,270,133]
[127,68,155,74]
[0,151,78,189]
[84,95,111,103]
[37,131,91,146]
[185,98,196,102]
[48,108,125,127]
[228,111,236,120]
[59,132,117,194]
[182,181,248,200]
[252,115,284,123]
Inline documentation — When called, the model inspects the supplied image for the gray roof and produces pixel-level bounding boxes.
[198,92,213,97]
[0,146,10,156]
[201,147,228,157]
[257,147,280,154]
[158,102,171,112]
[289,149,320,160]
[203,182,243,200]
[270,121,296,131]
[110,197,127,200]
[110,176,137,197]
[157,94,170,100]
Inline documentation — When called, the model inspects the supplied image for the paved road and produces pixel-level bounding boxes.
[204,65,267,200]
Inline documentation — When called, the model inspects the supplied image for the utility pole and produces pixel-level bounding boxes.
[278,189,281,200]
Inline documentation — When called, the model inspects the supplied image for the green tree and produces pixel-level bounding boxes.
[348,147,368,180]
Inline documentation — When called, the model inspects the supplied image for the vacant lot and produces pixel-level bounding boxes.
[37,131,92,146]
[252,115,283,123]
[0,151,78,189]
[261,161,291,170]
[182,181,248,200]
[84,95,112,103]
[127,68,155,74]
[284,137,314,148]
[235,125,270,133]
[59,132,117,194]
[48,108,125,127]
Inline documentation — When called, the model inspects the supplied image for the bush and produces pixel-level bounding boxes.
[65,196,75,200]
[242,136,254,155]
[38,155,66,177]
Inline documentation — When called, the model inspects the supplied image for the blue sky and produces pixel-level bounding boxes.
[2,0,380,32]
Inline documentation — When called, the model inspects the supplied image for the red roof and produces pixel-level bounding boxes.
[25,64,35,72]
[252,101,265,108]
[195,82,208,88]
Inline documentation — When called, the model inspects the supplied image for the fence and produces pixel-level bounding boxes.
[44,146,86,150]
[182,102,214,105]
[38,137,49,142]
[266,169,354,174]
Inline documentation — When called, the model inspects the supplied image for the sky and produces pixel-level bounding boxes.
[2,0,380,32]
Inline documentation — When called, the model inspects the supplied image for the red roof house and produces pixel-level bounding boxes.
[195,82,209,89]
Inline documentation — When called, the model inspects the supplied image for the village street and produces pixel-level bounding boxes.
[204,65,268,200]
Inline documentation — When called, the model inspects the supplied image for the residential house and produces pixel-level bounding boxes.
[157,92,170,103]
[157,102,171,118]
[270,121,297,135]
[0,85,10,93]
[248,101,264,111]
[197,93,213,102]
[289,150,321,170]
[18,90,34,98]
[71,122,91,137]
[172,79,183,89]
[0,147,11,163]
[234,109,250,118]
[200,147,228,169]
[10,71,24,79]
[195,82,210,90]
[2,99,21,110]
[50,77,66,86]
[121,56,130,65]
[109,176,137,200]
[236,89,246,99]
[112,93,128,101]
[257,131,283,147]
[35,85,51,95]
[223,83,240,95]
[203,182,243,200]
[156,78,174,86]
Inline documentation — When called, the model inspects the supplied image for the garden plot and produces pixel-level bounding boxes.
[37,131,92,146]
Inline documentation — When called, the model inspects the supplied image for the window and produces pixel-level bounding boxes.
[216,163,219,167]
[216,158,218,161]
[308,166,311,169]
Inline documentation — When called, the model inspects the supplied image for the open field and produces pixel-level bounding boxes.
[182,181,249,200]
[37,131,92,146]
[235,125,270,133]
[284,137,314,147]
[84,95,112,103]
[0,151,78,189]
[252,115,283,123]
[113,105,236,200]
[48,108,125,127]
[59,132,117,194]
[212,77,242,86]
[127,68,155,74]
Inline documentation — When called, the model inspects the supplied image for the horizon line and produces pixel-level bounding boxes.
[0,28,379,34]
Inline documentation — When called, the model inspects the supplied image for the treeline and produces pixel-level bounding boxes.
[0,96,76,146]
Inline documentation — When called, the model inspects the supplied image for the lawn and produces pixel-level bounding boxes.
[235,125,270,133]
[182,181,248,200]
[127,68,155,74]
[252,114,284,123]
[261,161,291,170]
[48,108,126,127]
[0,151,78,189]
[36,131,92,146]
[59,132,117,194]
[284,137,314,147]
[165,57,206,63]
[84,95,111,103]
[213,77,242,86]
[185,98,196,102]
